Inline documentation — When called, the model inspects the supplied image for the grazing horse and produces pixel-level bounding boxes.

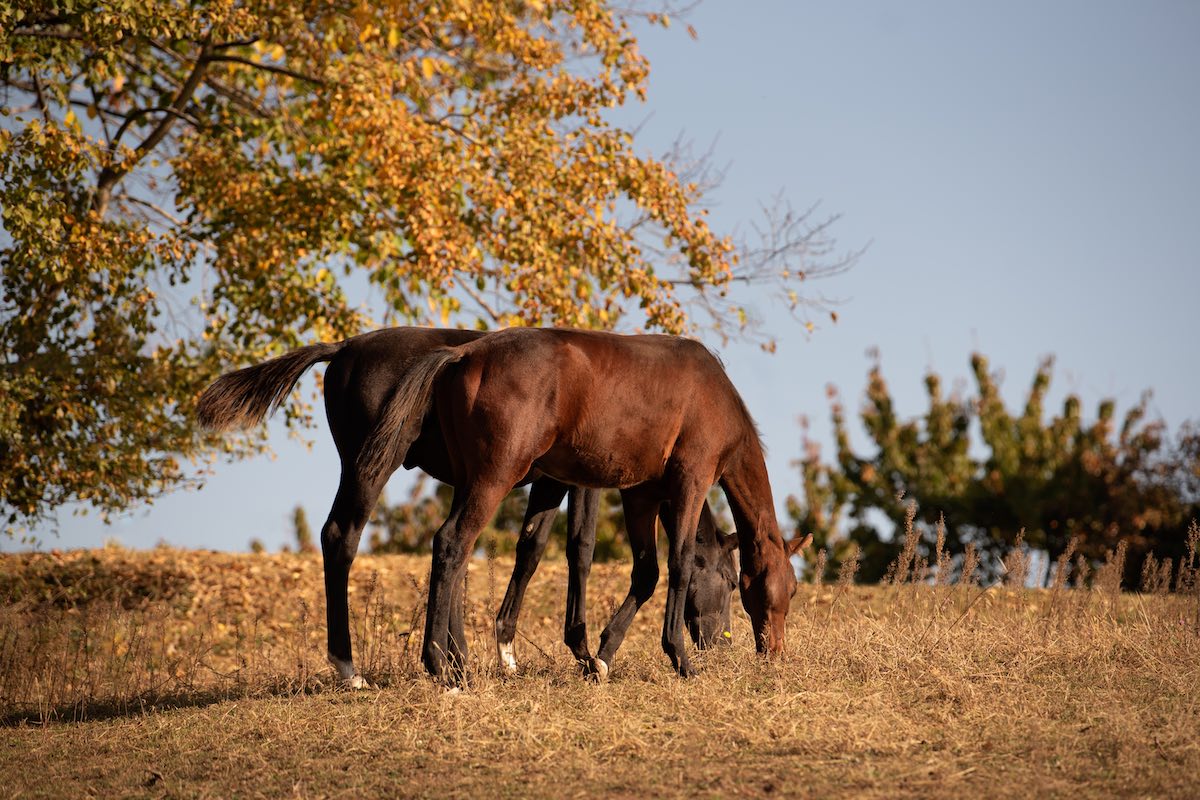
[353,327,804,681]
[196,327,737,685]
[685,512,813,650]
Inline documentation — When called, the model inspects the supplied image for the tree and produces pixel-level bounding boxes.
[790,352,1200,585]
[291,505,315,553]
[1,1,853,529]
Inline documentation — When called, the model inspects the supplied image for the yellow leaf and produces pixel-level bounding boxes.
[421,57,436,79]
[112,71,126,93]
[387,26,401,49]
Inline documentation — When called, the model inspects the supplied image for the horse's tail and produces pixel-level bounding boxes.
[196,341,347,431]
[356,347,466,484]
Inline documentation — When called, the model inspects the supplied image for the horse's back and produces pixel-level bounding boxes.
[447,328,752,487]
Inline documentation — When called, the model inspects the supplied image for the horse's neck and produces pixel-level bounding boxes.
[720,439,782,572]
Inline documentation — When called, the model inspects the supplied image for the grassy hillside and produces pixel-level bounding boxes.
[2,546,1198,798]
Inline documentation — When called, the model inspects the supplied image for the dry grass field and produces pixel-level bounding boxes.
[2,543,1198,799]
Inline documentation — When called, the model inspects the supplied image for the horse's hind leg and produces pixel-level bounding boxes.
[592,487,660,678]
[321,468,386,687]
[447,561,470,675]
[423,480,516,685]
[564,486,600,665]
[494,477,569,672]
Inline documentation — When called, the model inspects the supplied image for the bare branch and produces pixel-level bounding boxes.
[11,27,83,42]
[459,279,503,324]
[205,54,325,86]
[212,38,262,50]
[30,71,54,127]
[94,38,213,215]
[110,105,204,147]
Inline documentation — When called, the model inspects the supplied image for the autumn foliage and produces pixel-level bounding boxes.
[0,2,848,527]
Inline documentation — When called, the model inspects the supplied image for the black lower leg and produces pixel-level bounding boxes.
[494,478,568,649]
[660,501,699,678]
[564,487,600,662]
[448,566,469,678]
[595,544,659,665]
[320,475,375,679]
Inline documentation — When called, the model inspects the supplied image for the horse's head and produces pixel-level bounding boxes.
[685,510,739,649]
[738,532,810,655]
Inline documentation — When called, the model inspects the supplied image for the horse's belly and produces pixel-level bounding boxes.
[532,440,667,489]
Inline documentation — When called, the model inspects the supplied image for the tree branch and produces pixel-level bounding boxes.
[459,279,503,324]
[30,71,54,127]
[93,38,213,216]
[212,37,262,50]
[110,105,203,146]
[205,54,325,86]
[12,27,83,41]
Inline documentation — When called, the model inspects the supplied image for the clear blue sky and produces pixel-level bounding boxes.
[21,1,1200,552]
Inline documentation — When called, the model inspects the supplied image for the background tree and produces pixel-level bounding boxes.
[367,477,632,561]
[291,505,315,554]
[789,352,1200,585]
[0,1,853,531]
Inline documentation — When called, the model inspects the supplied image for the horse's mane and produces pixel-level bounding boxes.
[701,341,767,456]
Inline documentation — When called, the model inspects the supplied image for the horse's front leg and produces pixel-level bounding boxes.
[592,487,660,679]
[494,477,570,672]
[564,486,600,666]
[660,483,708,678]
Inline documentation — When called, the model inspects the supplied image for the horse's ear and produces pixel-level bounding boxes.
[786,533,813,557]
[718,529,739,553]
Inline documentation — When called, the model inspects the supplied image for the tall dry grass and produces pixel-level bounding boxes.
[2,527,1200,797]
[2,526,1198,725]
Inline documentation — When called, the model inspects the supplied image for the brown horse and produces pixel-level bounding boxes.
[354,327,804,681]
[196,326,738,685]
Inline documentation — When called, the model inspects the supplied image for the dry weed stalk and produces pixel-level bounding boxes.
[1186,520,1200,634]
[934,515,952,588]
[828,543,861,618]
[1073,554,1091,590]
[1050,536,1078,592]
[960,542,980,588]
[1094,540,1128,600]
[1141,554,1174,595]
[885,501,921,586]
[1003,529,1030,589]
[812,549,828,590]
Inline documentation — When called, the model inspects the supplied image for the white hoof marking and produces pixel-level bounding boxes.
[593,658,609,682]
[498,641,518,673]
[329,655,371,688]
[329,655,357,681]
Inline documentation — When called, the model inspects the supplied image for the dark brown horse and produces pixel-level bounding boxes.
[196,327,738,685]
[353,327,804,681]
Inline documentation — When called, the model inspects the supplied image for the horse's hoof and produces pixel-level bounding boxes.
[583,657,609,683]
[329,655,371,689]
[497,641,518,674]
